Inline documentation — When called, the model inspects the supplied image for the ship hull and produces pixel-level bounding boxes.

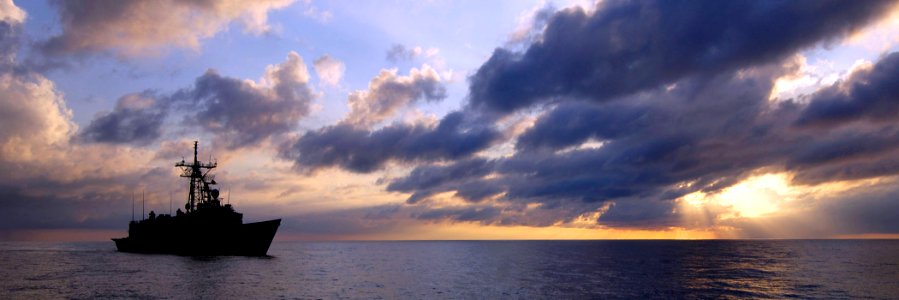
[112,219,281,256]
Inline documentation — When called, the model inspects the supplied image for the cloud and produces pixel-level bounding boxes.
[344,65,446,127]
[277,0,899,231]
[0,23,18,69]
[387,51,899,228]
[506,1,556,47]
[414,206,502,222]
[79,91,167,145]
[275,204,405,238]
[385,44,439,63]
[312,54,345,86]
[0,11,178,234]
[0,3,242,236]
[0,158,184,233]
[387,158,497,203]
[152,139,199,161]
[0,1,24,69]
[281,111,501,173]
[300,1,332,23]
[795,52,899,127]
[809,181,899,234]
[7,0,898,238]
[178,51,316,149]
[284,62,453,174]
[468,0,897,113]
[40,0,296,57]
[0,0,25,24]
[515,101,649,152]
[219,0,899,235]
[0,72,76,164]
[0,184,129,230]
[720,177,899,238]
[74,51,316,149]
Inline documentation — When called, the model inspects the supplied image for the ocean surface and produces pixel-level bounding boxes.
[2,240,898,299]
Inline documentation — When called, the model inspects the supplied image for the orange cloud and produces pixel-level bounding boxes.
[42,0,295,57]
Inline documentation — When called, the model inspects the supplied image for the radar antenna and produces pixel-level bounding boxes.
[175,141,218,212]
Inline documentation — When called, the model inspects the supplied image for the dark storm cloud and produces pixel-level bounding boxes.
[515,101,650,151]
[80,91,167,145]
[281,111,501,173]
[387,158,494,192]
[790,154,899,186]
[796,52,899,127]
[595,198,681,228]
[506,2,556,48]
[414,206,502,222]
[468,0,897,113]
[389,52,899,227]
[288,0,899,229]
[786,130,899,170]
[784,52,899,184]
[177,67,314,149]
[386,158,498,203]
[502,66,790,201]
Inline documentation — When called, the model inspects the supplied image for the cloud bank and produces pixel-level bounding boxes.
[291,0,899,233]
[469,0,896,113]
[78,51,317,149]
[5,0,899,239]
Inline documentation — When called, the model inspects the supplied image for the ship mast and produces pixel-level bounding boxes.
[175,141,217,213]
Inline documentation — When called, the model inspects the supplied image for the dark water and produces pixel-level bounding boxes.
[2,240,898,299]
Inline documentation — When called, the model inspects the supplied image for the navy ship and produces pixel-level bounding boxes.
[113,141,280,256]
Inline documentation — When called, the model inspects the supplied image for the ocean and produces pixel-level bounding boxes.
[2,240,897,299]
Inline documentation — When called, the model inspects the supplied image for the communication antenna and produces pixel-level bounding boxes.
[131,191,134,222]
[170,191,173,215]
[142,190,145,221]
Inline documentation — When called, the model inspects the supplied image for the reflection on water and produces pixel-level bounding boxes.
[1,240,898,299]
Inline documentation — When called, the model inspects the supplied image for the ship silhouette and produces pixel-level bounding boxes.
[113,141,280,256]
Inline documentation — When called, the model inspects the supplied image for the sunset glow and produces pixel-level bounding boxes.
[2,0,899,241]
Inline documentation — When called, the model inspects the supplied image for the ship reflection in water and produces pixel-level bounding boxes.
[112,141,280,256]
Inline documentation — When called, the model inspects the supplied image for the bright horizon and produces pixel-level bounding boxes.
[3,0,899,241]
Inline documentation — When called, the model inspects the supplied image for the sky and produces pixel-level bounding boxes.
[2,0,899,241]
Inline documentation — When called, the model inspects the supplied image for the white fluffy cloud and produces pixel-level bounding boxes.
[313,54,345,86]
[0,73,76,163]
[0,0,25,24]
[344,65,446,127]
